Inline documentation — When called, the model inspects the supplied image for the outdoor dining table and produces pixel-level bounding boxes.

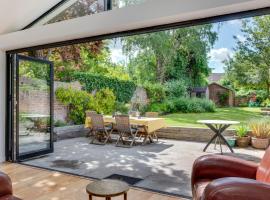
[197,120,240,153]
[85,116,166,144]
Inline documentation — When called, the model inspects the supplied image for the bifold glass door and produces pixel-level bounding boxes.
[11,55,54,161]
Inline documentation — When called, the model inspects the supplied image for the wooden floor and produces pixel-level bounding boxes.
[1,163,185,200]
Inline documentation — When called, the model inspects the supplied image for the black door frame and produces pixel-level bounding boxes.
[6,54,54,161]
[5,7,270,161]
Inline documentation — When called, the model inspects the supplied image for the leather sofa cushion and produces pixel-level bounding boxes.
[193,179,211,200]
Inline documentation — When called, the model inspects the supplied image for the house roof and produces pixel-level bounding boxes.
[208,82,234,92]
[208,73,225,83]
[192,87,207,93]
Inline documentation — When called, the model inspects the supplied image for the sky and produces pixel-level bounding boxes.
[209,19,244,73]
[109,18,247,73]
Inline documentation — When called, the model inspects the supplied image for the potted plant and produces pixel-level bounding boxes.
[235,125,250,148]
[249,118,270,149]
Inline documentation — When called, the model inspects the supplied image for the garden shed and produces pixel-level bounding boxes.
[206,82,235,107]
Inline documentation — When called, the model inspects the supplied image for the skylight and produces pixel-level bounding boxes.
[28,0,147,28]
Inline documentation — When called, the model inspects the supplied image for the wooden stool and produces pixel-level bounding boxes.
[86,179,129,200]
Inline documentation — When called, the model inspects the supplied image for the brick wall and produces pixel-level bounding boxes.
[19,79,82,122]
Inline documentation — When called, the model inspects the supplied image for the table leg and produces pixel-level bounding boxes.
[203,133,219,152]
[218,137,223,154]
[142,135,148,145]
[89,195,92,200]
[218,133,234,153]
[106,197,111,200]
[203,124,233,153]
[124,192,127,200]
[217,124,234,153]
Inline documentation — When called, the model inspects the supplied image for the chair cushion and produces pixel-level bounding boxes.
[193,179,211,200]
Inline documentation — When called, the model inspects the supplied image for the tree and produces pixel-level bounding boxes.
[168,25,217,88]
[225,16,270,96]
[122,24,217,87]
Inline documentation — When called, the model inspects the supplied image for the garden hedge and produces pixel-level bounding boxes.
[72,72,136,103]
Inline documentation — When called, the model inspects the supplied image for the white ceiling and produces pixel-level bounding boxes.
[0,0,63,35]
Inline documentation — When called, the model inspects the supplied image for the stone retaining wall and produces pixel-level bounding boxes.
[54,125,89,141]
[54,125,236,143]
[156,126,235,142]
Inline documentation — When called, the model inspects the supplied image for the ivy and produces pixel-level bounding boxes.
[72,72,136,103]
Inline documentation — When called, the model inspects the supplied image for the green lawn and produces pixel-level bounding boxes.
[163,107,263,128]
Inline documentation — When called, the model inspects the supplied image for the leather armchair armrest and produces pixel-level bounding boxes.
[202,177,270,200]
[192,155,258,186]
[0,172,13,196]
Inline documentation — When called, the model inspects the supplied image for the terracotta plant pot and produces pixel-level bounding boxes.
[236,136,251,148]
[251,137,269,149]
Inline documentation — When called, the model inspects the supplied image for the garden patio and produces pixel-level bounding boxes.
[23,136,265,199]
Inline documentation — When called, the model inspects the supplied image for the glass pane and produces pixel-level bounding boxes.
[45,0,105,25]
[18,59,51,155]
[112,0,146,9]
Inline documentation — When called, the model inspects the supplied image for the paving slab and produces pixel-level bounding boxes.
[24,137,265,198]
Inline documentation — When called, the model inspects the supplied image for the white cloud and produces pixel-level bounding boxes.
[228,19,242,26]
[208,48,233,62]
[110,48,126,64]
[236,34,246,42]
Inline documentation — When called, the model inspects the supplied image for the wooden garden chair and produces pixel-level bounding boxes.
[139,112,159,143]
[90,114,113,145]
[86,110,97,136]
[115,115,139,148]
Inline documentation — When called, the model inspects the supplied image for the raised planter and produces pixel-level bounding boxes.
[156,126,235,142]
[236,136,251,148]
[54,125,89,141]
[251,137,269,149]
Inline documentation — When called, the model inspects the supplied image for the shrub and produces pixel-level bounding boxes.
[94,88,116,114]
[143,83,166,103]
[72,72,136,103]
[54,120,67,127]
[261,98,270,107]
[147,98,215,114]
[55,87,116,124]
[249,118,270,139]
[165,80,187,99]
[115,102,130,114]
[217,92,229,106]
[56,87,95,124]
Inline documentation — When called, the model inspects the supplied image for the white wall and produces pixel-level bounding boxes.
[0,51,6,162]
[0,0,270,162]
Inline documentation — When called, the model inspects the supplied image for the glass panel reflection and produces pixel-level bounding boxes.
[18,59,51,155]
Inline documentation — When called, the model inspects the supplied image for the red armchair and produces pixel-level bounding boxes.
[192,147,270,200]
[0,171,21,200]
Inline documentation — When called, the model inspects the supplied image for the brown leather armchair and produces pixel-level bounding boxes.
[0,172,22,200]
[192,147,270,200]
